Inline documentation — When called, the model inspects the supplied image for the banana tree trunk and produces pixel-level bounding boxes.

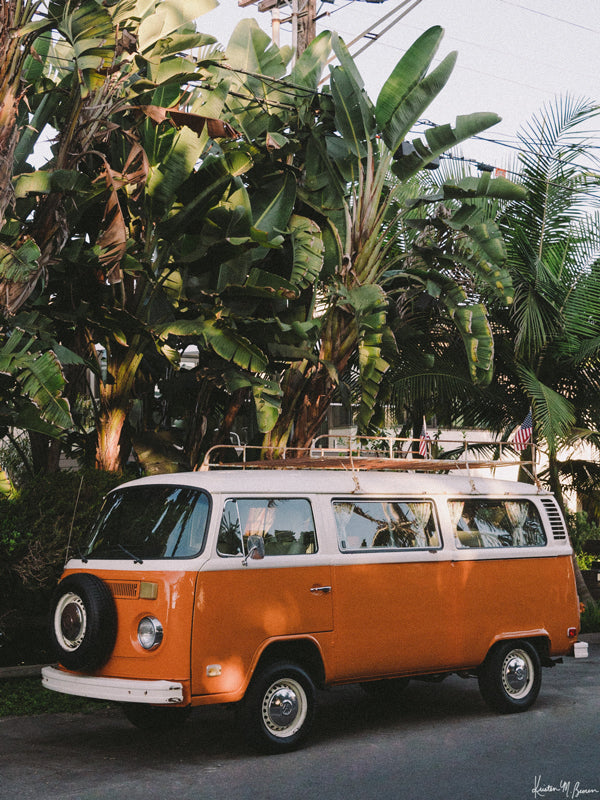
[95,344,143,472]
[264,309,357,454]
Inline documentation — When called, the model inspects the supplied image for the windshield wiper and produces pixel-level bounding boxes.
[117,544,144,564]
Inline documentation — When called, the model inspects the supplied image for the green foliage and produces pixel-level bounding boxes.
[0,469,123,665]
[567,511,600,555]
[0,676,113,717]
[580,601,600,634]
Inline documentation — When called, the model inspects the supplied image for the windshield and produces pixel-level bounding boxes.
[84,485,210,560]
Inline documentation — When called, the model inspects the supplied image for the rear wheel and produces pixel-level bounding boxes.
[240,662,316,753]
[478,640,541,714]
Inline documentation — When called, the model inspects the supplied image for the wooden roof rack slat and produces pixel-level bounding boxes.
[199,435,538,481]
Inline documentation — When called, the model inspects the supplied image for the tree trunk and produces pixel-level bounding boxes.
[264,309,357,454]
[546,452,594,605]
[28,432,61,474]
[95,344,143,472]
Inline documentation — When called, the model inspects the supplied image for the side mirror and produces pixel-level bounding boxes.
[242,535,265,566]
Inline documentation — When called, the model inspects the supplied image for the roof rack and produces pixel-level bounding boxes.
[199,435,538,482]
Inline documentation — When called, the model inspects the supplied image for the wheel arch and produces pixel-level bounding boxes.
[252,637,326,688]
[483,634,551,667]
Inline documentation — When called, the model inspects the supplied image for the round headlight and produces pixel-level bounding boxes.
[137,616,163,650]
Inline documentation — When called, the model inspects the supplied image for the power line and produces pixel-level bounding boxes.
[497,0,600,34]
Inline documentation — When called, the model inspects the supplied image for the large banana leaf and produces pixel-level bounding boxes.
[375,26,444,129]
[0,239,41,283]
[379,42,457,154]
[226,19,292,80]
[133,0,217,55]
[289,215,324,290]
[392,113,501,180]
[290,31,332,92]
[55,1,117,97]
[329,35,376,157]
[0,329,72,430]
[155,318,268,373]
[252,171,297,238]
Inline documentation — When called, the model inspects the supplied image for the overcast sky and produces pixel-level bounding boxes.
[201,0,600,169]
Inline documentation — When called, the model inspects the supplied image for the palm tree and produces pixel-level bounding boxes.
[451,97,600,603]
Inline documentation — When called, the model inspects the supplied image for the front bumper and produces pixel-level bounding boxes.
[42,666,184,705]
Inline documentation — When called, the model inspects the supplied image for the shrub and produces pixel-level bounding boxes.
[580,601,600,634]
[0,468,124,666]
[566,511,600,554]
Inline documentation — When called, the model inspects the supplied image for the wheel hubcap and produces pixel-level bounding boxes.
[55,592,87,651]
[262,679,307,738]
[502,650,533,698]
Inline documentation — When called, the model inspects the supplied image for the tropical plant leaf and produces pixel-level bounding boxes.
[252,380,283,433]
[0,239,41,283]
[57,0,117,97]
[252,171,297,238]
[375,26,444,129]
[516,365,575,452]
[289,215,324,289]
[392,113,501,180]
[380,49,458,153]
[136,0,218,55]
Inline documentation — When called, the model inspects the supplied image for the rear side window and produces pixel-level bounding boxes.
[218,498,317,557]
[333,500,439,551]
[85,485,210,559]
[450,499,547,548]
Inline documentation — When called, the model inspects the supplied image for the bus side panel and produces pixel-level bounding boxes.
[330,559,459,682]
[191,563,334,697]
[452,554,579,663]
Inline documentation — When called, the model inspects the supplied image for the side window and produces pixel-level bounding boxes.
[217,498,317,557]
[449,499,547,548]
[333,500,439,551]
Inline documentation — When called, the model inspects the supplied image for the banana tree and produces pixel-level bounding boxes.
[242,26,524,451]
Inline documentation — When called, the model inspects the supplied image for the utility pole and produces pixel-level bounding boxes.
[239,0,318,58]
[295,0,317,56]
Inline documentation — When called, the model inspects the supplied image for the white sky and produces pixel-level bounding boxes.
[201,0,600,169]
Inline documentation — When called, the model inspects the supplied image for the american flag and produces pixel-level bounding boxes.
[514,410,533,451]
[418,420,430,458]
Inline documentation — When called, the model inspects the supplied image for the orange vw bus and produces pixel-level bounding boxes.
[42,440,586,752]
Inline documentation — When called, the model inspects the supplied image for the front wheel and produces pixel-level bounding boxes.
[478,640,541,714]
[240,662,316,753]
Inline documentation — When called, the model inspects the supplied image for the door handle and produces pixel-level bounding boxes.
[310,585,332,594]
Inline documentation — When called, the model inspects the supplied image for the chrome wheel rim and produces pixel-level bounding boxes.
[501,648,534,699]
[261,678,308,739]
[54,592,87,651]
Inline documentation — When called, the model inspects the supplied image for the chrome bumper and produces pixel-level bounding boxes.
[41,666,184,704]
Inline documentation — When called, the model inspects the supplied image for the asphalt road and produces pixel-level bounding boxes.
[1,644,598,800]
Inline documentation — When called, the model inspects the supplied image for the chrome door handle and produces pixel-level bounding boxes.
[310,585,332,594]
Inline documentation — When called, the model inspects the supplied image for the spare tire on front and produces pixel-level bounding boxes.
[49,573,117,672]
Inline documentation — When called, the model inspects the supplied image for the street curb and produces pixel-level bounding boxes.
[580,632,600,644]
[0,664,50,679]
